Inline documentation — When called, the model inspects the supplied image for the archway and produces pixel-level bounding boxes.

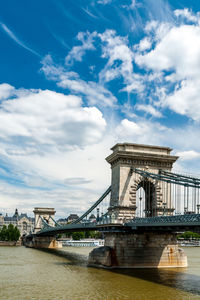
[136,180,157,217]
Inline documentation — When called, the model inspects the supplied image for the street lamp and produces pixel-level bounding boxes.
[163,202,167,216]
[139,197,142,218]
[97,208,99,221]
[197,204,200,214]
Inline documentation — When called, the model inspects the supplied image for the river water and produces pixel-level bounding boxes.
[0,246,200,300]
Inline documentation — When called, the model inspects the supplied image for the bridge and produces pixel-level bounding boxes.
[25,143,200,268]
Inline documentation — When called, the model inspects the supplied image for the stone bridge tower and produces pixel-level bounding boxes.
[106,143,178,221]
[33,207,56,233]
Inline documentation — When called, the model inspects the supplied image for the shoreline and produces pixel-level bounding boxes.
[0,241,21,246]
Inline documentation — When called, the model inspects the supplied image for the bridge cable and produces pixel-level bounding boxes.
[71,186,111,224]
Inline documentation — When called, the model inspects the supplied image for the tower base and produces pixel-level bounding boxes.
[24,235,62,249]
[88,232,187,268]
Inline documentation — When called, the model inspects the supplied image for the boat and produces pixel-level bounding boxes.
[62,239,104,247]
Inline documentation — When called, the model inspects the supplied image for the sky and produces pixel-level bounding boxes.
[1,0,200,218]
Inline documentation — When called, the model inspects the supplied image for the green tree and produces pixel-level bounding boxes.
[72,232,85,240]
[13,226,20,241]
[8,224,15,241]
[177,231,200,240]
[0,224,20,241]
[0,225,7,241]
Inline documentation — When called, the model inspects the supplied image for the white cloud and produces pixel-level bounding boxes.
[115,118,168,145]
[97,0,112,4]
[163,79,200,121]
[41,55,117,107]
[134,16,200,121]
[0,134,114,218]
[0,83,113,217]
[135,37,152,51]
[115,119,200,178]
[135,104,162,118]
[0,83,15,100]
[0,23,40,57]
[99,30,134,83]
[0,84,107,154]
[136,24,200,81]
[122,0,138,10]
[65,31,97,65]
[58,75,117,107]
[175,150,200,160]
[174,8,199,23]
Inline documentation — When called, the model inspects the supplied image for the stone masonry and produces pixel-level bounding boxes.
[106,143,178,221]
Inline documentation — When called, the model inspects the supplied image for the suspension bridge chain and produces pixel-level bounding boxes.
[133,168,200,188]
[127,213,200,227]
[39,215,51,228]
[71,186,111,224]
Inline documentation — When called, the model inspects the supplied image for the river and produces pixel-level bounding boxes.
[0,246,200,300]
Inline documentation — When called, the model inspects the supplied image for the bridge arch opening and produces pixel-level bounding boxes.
[136,180,157,217]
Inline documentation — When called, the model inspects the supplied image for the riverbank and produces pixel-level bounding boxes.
[0,240,21,246]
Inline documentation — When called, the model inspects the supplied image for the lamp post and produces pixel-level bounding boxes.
[139,197,142,218]
[197,204,200,214]
[97,208,99,221]
[163,202,167,216]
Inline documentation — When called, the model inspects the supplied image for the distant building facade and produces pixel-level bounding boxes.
[0,209,35,236]
[57,213,98,225]
[57,214,79,225]
[66,214,79,223]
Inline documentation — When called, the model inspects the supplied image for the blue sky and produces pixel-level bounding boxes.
[1,0,200,217]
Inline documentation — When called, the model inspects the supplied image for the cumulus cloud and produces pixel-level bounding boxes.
[136,24,200,81]
[133,12,200,121]
[163,79,200,121]
[0,83,15,100]
[115,118,168,145]
[115,119,200,176]
[0,83,112,217]
[0,134,114,217]
[0,83,106,155]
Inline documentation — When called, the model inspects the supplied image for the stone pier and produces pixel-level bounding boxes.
[88,232,187,268]
[24,235,62,249]
[24,207,62,249]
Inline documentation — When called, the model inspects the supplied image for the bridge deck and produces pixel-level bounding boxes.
[31,214,200,237]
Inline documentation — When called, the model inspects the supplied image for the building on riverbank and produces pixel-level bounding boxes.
[0,209,34,236]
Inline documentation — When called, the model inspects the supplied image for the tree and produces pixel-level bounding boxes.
[8,224,15,241]
[72,232,85,240]
[0,224,20,241]
[177,231,200,240]
[13,226,20,241]
[0,225,7,241]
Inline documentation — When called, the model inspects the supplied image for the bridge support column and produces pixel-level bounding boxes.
[24,235,62,249]
[88,232,187,268]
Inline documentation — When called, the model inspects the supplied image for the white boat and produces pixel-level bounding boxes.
[62,239,104,247]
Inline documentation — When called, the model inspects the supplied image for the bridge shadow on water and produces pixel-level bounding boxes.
[109,267,200,296]
[38,248,200,297]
